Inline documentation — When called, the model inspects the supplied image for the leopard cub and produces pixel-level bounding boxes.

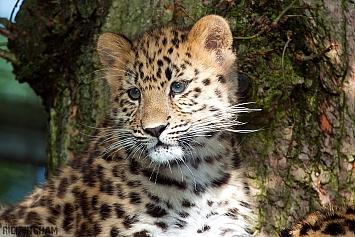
[0,15,255,236]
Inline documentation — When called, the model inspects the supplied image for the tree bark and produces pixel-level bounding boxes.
[1,0,354,236]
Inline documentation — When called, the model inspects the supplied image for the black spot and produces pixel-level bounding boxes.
[96,165,104,181]
[279,229,292,237]
[217,75,226,83]
[142,169,187,189]
[156,68,162,78]
[49,204,62,217]
[197,225,211,233]
[211,173,231,187]
[240,201,251,209]
[165,201,173,209]
[194,87,201,93]
[129,192,142,204]
[123,215,139,229]
[114,96,119,103]
[25,211,42,226]
[244,182,251,195]
[203,78,210,86]
[73,189,89,216]
[181,199,195,208]
[179,211,189,218]
[165,68,172,80]
[171,38,179,47]
[62,204,75,232]
[127,180,142,188]
[157,59,164,67]
[100,204,111,220]
[186,52,191,58]
[225,208,239,220]
[110,227,120,237]
[91,195,99,210]
[47,215,58,225]
[209,106,220,113]
[112,165,119,177]
[162,37,167,46]
[191,157,201,169]
[346,219,355,233]
[322,222,345,235]
[194,182,207,196]
[168,47,174,54]
[144,190,160,203]
[346,206,355,215]
[133,230,150,237]
[114,203,125,218]
[146,203,168,218]
[180,33,188,42]
[299,223,320,235]
[57,178,69,198]
[140,71,145,80]
[82,168,96,187]
[215,89,222,98]
[0,206,16,220]
[129,159,140,175]
[163,56,171,64]
[116,184,125,198]
[232,151,242,169]
[100,179,114,195]
[119,169,127,182]
[92,222,102,235]
[155,221,168,230]
[175,219,187,228]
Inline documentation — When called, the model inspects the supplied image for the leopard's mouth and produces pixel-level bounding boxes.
[148,141,183,163]
[155,140,169,149]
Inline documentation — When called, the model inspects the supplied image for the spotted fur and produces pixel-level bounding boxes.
[0,15,255,236]
[280,205,355,237]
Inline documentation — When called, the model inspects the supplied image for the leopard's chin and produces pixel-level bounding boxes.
[148,143,184,163]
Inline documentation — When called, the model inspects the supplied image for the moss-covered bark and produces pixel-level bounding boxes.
[233,0,355,235]
[2,0,354,236]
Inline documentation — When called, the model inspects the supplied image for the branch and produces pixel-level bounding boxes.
[0,48,20,65]
[0,17,14,29]
[234,0,297,40]
[296,44,337,62]
[0,27,17,40]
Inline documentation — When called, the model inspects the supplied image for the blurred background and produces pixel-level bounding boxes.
[0,0,46,205]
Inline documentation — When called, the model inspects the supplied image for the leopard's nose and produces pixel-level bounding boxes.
[144,125,167,137]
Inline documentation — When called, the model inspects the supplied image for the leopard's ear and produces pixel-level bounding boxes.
[97,32,132,68]
[188,15,235,68]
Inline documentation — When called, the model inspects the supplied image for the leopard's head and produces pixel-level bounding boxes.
[97,15,243,164]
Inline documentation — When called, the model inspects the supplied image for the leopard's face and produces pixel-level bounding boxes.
[98,16,239,164]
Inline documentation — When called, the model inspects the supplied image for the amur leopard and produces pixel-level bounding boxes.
[0,15,255,237]
[0,13,352,237]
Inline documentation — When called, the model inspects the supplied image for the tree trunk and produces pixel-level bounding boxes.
[1,0,354,236]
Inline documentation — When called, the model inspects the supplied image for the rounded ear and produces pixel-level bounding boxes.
[188,15,234,67]
[97,32,132,68]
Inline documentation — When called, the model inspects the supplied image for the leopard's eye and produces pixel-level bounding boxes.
[128,87,141,100]
[171,81,187,94]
